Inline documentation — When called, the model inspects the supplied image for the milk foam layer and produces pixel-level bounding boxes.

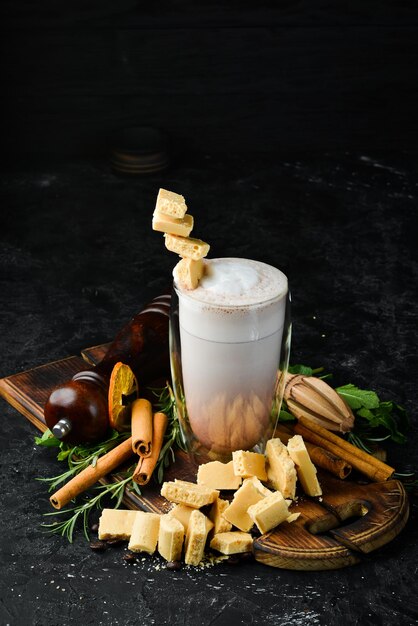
[175,258,287,307]
[174,258,288,343]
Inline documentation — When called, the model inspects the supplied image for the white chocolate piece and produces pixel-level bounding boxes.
[173,257,204,290]
[197,460,242,490]
[287,435,322,497]
[167,503,214,534]
[155,188,187,218]
[247,490,291,534]
[287,512,301,523]
[210,531,253,555]
[161,480,219,509]
[158,515,185,562]
[208,498,232,535]
[184,510,210,566]
[98,509,138,540]
[222,478,268,532]
[167,503,194,532]
[165,233,210,260]
[232,450,268,482]
[152,211,194,237]
[265,438,297,499]
[128,512,160,554]
[243,476,272,497]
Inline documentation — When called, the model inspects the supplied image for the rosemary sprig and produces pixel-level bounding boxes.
[36,429,130,492]
[151,383,187,484]
[41,468,137,543]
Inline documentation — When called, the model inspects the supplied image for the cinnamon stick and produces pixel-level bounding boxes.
[275,424,352,480]
[50,437,134,510]
[305,444,352,480]
[133,412,168,485]
[295,416,395,482]
[131,398,153,457]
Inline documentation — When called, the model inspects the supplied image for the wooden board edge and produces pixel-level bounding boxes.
[0,379,47,432]
[253,532,361,570]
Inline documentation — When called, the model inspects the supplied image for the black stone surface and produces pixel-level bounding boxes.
[1,152,417,625]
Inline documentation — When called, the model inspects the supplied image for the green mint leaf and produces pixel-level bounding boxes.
[353,399,408,445]
[389,431,407,445]
[336,384,380,410]
[34,429,62,448]
[356,407,375,420]
[279,409,296,422]
[57,449,71,461]
[288,364,314,376]
[288,364,329,378]
[372,403,408,444]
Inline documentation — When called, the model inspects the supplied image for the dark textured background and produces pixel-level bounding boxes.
[2,0,418,159]
[1,2,418,625]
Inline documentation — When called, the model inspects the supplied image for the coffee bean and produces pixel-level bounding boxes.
[166,560,182,571]
[123,552,137,564]
[225,555,240,566]
[89,540,107,552]
[90,522,99,534]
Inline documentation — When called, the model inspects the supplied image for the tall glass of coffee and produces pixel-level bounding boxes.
[170,258,291,462]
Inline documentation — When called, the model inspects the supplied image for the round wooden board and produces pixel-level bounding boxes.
[253,474,409,570]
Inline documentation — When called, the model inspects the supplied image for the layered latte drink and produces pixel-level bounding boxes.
[172,258,289,457]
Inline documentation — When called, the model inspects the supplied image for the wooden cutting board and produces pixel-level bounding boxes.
[0,346,409,570]
[253,472,408,569]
